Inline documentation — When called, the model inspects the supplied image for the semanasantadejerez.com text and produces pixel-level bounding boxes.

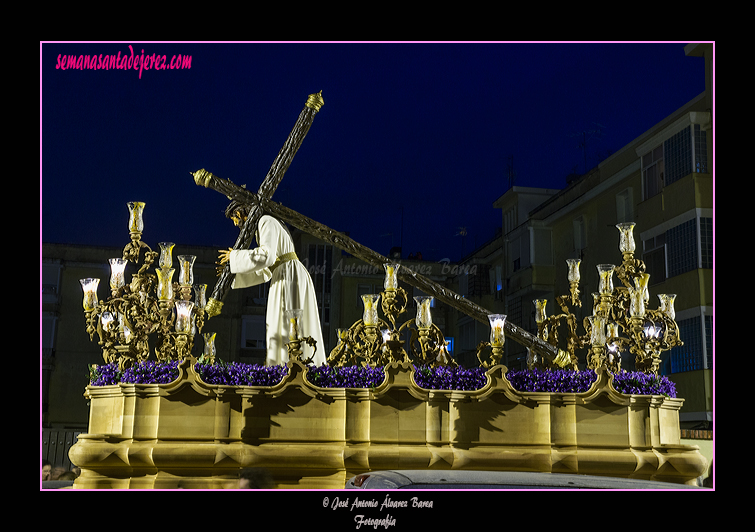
[55,45,192,79]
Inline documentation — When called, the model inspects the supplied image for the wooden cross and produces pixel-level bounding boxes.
[194,91,325,318]
[192,166,559,364]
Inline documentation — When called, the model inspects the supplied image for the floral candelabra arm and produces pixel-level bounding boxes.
[79,202,210,370]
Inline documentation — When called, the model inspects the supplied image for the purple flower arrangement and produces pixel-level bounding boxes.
[413,365,488,391]
[610,371,677,397]
[506,368,598,394]
[195,362,290,387]
[122,360,180,384]
[506,368,677,398]
[306,364,386,389]
[88,363,123,387]
[88,360,676,398]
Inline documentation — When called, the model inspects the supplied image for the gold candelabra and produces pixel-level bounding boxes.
[328,263,454,368]
[531,222,682,376]
[80,202,214,370]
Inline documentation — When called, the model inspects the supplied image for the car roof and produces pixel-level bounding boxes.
[345,470,701,490]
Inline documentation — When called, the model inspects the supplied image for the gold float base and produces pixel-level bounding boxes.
[69,358,708,489]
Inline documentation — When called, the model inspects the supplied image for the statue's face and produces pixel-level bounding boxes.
[231,211,246,227]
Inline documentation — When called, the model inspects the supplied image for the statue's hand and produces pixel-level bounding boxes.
[216,248,233,276]
[218,248,233,264]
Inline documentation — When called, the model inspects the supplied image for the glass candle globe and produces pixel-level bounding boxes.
[175,300,195,334]
[79,278,100,311]
[534,299,548,324]
[158,242,175,269]
[384,263,400,291]
[127,201,145,233]
[108,258,128,290]
[362,294,380,326]
[156,268,175,301]
[285,309,303,340]
[616,222,636,253]
[178,255,196,286]
[414,296,433,329]
[488,314,506,347]
[566,259,581,283]
[597,264,615,295]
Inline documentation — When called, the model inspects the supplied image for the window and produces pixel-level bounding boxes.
[666,219,697,278]
[615,188,634,224]
[642,145,664,199]
[664,126,692,186]
[509,235,522,273]
[468,264,490,297]
[694,124,708,174]
[306,244,333,325]
[243,283,268,307]
[356,283,381,308]
[700,217,713,269]
[458,319,477,351]
[240,315,266,359]
[493,264,504,300]
[642,124,709,199]
[643,216,713,284]
[503,206,517,236]
[573,217,586,252]
[668,314,713,373]
[643,233,667,285]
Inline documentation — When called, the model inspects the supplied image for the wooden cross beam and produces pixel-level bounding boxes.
[191,169,559,363]
[199,91,325,318]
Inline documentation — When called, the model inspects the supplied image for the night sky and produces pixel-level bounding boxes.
[40,42,707,263]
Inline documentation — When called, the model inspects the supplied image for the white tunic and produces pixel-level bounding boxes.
[229,215,325,367]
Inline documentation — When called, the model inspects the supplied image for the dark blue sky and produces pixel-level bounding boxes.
[41,42,707,263]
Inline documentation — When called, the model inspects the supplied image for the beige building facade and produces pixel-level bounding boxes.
[452,43,713,429]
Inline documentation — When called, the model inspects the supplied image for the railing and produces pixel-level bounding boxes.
[680,429,713,440]
[42,430,82,470]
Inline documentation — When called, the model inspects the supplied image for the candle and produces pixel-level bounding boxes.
[79,278,100,311]
[178,255,196,286]
[534,299,548,324]
[203,332,217,360]
[175,300,194,334]
[127,201,145,233]
[589,315,606,346]
[158,242,175,269]
[488,314,506,347]
[384,263,400,290]
[616,222,636,253]
[566,259,581,283]
[362,294,380,326]
[194,284,207,310]
[597,264,615,295]
[658,294,676,320]
[156,268,175,301]
[635,273,650,303]
[285,309,303,340]
[108,258,128,290]
[629,287,645,318]
[414,296,433,328]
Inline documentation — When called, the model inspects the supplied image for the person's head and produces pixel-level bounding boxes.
[42,460,52,481]
[237,467,275,489]
[225,201,249,228]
